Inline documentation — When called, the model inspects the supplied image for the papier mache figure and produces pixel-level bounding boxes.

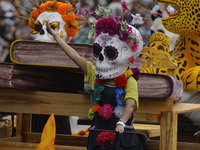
[47,3,143,150]
[27,0,79,134]
[150,4,179,52]
[28,0,78,42]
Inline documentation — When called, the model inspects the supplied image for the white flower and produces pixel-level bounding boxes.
[114,106,125,118]
[131,13,144,25]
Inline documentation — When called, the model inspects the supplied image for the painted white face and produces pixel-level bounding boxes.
[93,33,137,79]
[31,12,67,42]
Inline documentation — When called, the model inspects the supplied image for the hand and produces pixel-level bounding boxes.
[115,124,124,133]
[45,20,59,38]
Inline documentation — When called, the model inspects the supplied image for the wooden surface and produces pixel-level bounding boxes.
[173,103,200,113]
[0,88,200,149]
[0,89,92,117]
[134,124,160,139]
[0,141,87,150]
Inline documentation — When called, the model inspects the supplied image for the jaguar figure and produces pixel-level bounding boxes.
[157,0,200,91]
[157,0,200,125]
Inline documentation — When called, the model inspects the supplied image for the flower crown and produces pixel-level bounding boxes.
[28,0,78,37]
[77,1,144,52]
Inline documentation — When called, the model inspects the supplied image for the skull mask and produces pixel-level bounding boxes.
[93,25,143,79]
[31,12,67,42]
[28,1,78,42]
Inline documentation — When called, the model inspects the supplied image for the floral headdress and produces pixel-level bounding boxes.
[28,0,79,37]
[76,0,144,52]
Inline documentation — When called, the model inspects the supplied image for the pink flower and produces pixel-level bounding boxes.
[98,104,114,120]
[131,42,139,52]
[76,9,83,17]
[76,8,92,18]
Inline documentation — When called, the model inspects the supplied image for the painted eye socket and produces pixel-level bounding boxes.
[46,22,60,35]
[93,43,102,58]
[104,46,118,61]
[31,21,42,34]
[157,29,165,34]
[150,29,155,35]
[157,45,164,51]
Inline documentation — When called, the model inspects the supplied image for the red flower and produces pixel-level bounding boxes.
[96,131,115,146]
[95,78,105,86]
[115,75,127,88]
[128,56,135,64]
[121,0,130,14]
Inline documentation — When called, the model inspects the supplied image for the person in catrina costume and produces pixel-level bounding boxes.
[46,4,143,150]
[28,0,79,134]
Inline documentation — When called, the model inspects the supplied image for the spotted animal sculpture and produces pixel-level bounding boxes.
[141,4,179,75]
[157,0,200,125]
[141,32,171,75]
[156,0,200,91]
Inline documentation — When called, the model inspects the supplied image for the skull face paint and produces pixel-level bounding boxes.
[31,12,67,42]
[93,33,139,79]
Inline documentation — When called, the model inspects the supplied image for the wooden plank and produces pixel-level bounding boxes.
[135,98,173,122]
[160,112,178,150]
[22,114,31,133]
[0,136,22,142]
[0,89,92,117]
[22,132,88,147]
[0,89,173,119]
[16,113,22,136]
[134,113,160,122]
[147,140,200,150]
[173,103,200,114]
[133,124,160,138]
[0,141,86,150]
[137,98,173,113]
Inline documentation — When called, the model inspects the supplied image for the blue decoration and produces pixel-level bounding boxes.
[115,88,125,106]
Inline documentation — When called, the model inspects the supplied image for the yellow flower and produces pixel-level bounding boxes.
[123,70,133,78]
[70,20,78,27]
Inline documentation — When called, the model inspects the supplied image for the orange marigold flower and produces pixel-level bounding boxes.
[77,130,86,135]
[57,3,71,14]
[84,132,89,136]
[62,11,75,22]
[31,10,39,19]
[28,17,36,28]
[66,3,73,10]
[46,1,57,12]
[38,3,47,14]
[93,104,100,113]
[45,1,53,8]
[67,27,78,37]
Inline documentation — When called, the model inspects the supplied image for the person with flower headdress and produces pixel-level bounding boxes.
[46,2,144,149]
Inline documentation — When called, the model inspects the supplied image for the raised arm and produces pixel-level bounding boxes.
[46,21,87,74]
